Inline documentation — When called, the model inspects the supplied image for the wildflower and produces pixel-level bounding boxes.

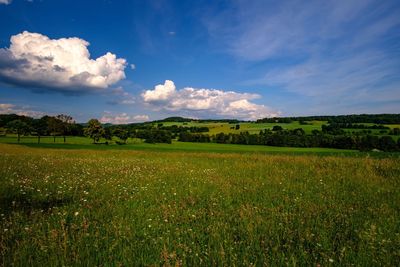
[74,212,79,216]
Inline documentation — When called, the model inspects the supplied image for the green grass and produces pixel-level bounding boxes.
[2,135,398,158]
[0,143,399,266]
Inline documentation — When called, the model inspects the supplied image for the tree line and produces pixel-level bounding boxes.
[324,123,389,130]
[0,114,174,144]
[178,129,400,152]
[256,114,400,124]
[80,119,174,144]
[1,114,83,143]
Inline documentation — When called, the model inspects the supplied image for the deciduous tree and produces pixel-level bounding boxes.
[32,117,48,144]
[84,119,105,144]
[56,114,74,143]
[6,119,28,143]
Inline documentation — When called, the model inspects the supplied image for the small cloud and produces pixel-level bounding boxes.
[130,64,136,70]
[168,31,176,36]
[120,99,135,105]
[0,103,15,110]
[0,103,46,117]
[99,112,149,124]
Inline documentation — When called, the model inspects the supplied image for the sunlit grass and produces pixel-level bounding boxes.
[2,135,400,158]
[1,143,399,266]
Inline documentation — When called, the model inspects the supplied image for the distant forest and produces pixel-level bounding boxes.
[256,114,400,124]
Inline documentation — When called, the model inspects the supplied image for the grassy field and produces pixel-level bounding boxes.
[0,135,393,158]
[1,143,399,266]
[1,135,399,159]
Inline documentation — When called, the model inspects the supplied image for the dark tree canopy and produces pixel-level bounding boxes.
[84,119,105,143]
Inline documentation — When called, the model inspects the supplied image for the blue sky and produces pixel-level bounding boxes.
[0,0,399,123]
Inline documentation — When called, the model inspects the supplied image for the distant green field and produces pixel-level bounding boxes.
[1,143,399,266]
[160,120,398,136]
[161,120,326,134]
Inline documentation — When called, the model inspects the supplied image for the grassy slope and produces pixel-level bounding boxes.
[0,143,399,266]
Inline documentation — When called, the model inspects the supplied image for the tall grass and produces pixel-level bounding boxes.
[0,144,399,266]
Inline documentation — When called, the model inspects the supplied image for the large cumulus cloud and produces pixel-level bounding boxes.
[0,31,127,93]
[142,80,279,120]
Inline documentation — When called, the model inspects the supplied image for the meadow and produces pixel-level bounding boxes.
[0,134,356,157]
[0,135,395,158]
[1,143,399,266]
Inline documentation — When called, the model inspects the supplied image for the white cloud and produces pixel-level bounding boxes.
[0,103,45,117]
[142,80,278,120]
[100,112,149,124]
[142,80,176,102]
[0,0,12,4]
[0,31,127,93]
[130,64,136,70]
[0,103,14,110]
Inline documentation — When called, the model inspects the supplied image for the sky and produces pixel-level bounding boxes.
[0,0,399,123]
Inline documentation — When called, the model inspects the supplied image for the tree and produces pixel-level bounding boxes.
[215,133,227,143]
[32,117,48,144]
[390,128,400,135]
[143,129,172,144]
[48,116,62,142]
[378,136,397,151]
[311,129,321,135]
[104,127,113,142]
[272,125,283,131]
[235,124,240,130]
[6,120,28,143]
[84,119,105,144]
[113,128,129,144]
[56,114,74,143]
[292,128,305,136]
